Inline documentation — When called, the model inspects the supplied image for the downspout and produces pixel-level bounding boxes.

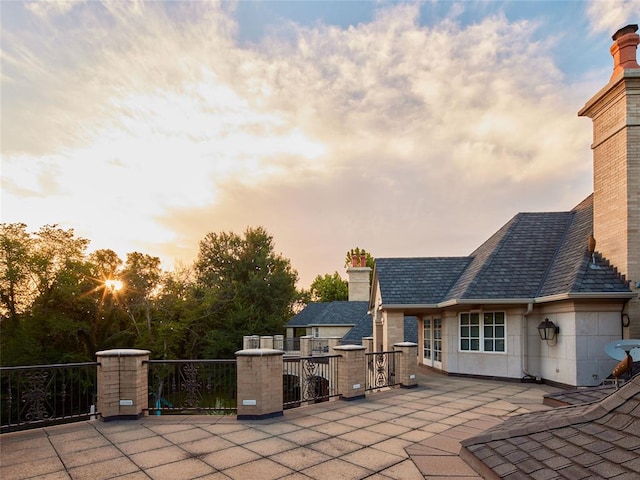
[522,303,540,382]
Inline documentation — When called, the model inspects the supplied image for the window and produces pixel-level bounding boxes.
[459,312,505,353]
[313,327,319,338]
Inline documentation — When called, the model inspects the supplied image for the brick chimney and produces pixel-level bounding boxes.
[347,251,371,302]
[579,24,640,338]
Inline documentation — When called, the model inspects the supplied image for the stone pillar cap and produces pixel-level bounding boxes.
[96,349,150,356]
[394,342,418,347]
[333,344,366,351]
[235,348,284,356]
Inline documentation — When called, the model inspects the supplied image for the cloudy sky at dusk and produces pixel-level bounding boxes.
[2,0,639,288]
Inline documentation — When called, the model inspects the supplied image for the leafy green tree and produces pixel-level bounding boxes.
[310,272,348,302]
[120,252,162,334]
[193,226,299,358]
[0,223,34,329]
[1,224,99,364]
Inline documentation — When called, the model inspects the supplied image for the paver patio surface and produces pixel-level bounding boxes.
[0,370,560,479]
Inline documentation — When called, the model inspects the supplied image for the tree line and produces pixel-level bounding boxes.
[0,224,308,365]
[0,223,370,365]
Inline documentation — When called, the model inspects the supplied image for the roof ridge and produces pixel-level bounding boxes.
[457,214,523,299]
[534,211,575,297]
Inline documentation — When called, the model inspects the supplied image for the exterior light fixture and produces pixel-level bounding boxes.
[537,318,559,345]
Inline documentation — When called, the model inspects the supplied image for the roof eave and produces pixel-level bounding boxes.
[534,292,637,303]
[379,292,636,311]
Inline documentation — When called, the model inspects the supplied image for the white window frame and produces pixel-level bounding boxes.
[459,312,506,353]
[313,327,319,338]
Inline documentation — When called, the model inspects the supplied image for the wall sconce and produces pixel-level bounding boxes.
[537,318,559,345]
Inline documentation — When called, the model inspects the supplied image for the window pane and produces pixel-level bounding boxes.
[484,340,494,351]
[461,326,469,337]
[484,326,493,337]
[496,326,505,337]
[461,313,469,324]
[471,326,480,337]
[470,313,480,324]
[495,312,505,322]
[496,339,505,352]
[484,313,494,324]
[461,339,469,350]
[471,339,480,350]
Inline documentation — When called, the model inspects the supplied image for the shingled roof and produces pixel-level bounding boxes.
[374,195,631,306]
[287,301,369,327]
[460,373,640,479]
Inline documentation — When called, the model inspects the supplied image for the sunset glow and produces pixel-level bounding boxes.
[2,1,640,287]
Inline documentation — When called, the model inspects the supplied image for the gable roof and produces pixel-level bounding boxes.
[374,195,632,307]
[287,301,369,327]
[460,374,640,479]
[374,257,471,305]
[288,302,418,345]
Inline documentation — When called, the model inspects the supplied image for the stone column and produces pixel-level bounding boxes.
[273,334,284,351]
[362,337,374,355]
[327,337,342,352]
[235,348,283,420]
[260,336,274,349]
[300,336,312,357]
[394,342,418,388]
[333,345,366,401]
[96,349,150,421]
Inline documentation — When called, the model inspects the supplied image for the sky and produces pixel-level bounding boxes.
[2,0,640,289]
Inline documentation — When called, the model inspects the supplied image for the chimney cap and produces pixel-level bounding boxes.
[613,24,639,41]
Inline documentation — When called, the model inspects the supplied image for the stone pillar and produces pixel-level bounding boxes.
[260,336,274,349]
[362,337,374,354]
[394,342,418,388]
[383,311,405,351]
[333,345,366,401]
[300,336,312,357]
[235,348,283,420]
[96,349,150,421]
[243,335,259,349]
[327,337,342,352]
[273,334,284,350]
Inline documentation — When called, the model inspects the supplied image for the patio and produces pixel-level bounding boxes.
[0,369,559,480]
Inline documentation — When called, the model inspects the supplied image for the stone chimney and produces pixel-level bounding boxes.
[579,24,640,338]
[346,254,371,301]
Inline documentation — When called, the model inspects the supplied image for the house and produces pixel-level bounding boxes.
[286,257,418,345]
[369,25,640,387]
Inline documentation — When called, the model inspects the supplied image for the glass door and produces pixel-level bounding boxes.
[423,318,442,369]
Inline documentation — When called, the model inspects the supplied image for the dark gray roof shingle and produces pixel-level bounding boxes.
[376,195,631,306]
[287,301,369,327]
[375,257,470,304]
[461,374,640,479]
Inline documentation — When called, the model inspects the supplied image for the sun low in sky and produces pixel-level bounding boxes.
[1,0,639,287]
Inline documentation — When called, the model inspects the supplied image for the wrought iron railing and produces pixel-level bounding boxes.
[365,351,399,391]
[146,360,237,415]
[282,337,300,352]
[1,362,99,433]
[311,338,330,355]
[283,355,339,408]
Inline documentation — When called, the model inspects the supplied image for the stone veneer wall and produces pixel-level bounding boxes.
[580,68,640,339]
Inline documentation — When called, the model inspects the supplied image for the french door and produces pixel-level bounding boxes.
[423,317,442,369]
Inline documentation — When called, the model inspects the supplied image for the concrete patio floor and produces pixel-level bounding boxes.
[0,370,560,480]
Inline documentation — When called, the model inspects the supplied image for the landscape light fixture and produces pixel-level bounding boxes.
[537,318,559,345]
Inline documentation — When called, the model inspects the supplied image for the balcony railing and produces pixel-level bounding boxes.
[146,360,237,415]
[365,351,399,391]
[0,362,98,433]
[283,355,339,409]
